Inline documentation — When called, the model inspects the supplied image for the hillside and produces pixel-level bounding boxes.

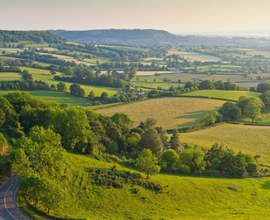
[18,152,270,220]
[50,29,180,46]
[0,30,66,44]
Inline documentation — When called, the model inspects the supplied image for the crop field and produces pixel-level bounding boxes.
[18,152,270,219]
[19,67,121,97]
[247,50,270,58]
[0,90,91,106]
[179,90,261,101]
[181,124,270,164]
[97,97,225,129]
[0,72,22,81]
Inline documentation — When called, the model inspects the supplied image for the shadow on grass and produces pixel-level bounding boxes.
[174,110,205,128]
[261,181,270,190]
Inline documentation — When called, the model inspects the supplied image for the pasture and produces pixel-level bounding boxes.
[0,90,91,107]
[18,151,270,219]
[179,90,261,101]
[181,123,270,164]
[0,72,22,81]
[19,67,121,97]
[132,81,183,89]
[167,49,221,62]
[134,71,177,76]
[37,52,92,66]
[97,97,225,130]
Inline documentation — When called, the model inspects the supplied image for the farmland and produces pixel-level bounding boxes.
[97,97,225,129]
[179,90,261,101]
[167,49,221,61]
[0,90,91,106]
[19,67,121,97]
[181,124,270,164]
[0,72,22,81]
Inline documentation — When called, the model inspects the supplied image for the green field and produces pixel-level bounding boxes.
[18,152,270,219]
[19,67,121,97]
[181,123,270,164]
[0,72,22,81]
[97,97,225,129]
[179,90,261,101]
[0,90,91,106]
[167,49,221,62]
[132,81,184,89]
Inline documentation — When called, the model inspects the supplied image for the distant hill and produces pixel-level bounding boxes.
[0,30,66,44]
[50,29,179,46]
[50,29,270,47]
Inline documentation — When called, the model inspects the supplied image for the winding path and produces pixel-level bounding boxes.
[0,176,30,220]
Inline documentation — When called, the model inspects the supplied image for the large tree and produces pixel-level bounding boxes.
[169,129,181,154]
[135,149,160,178]
[139,128,163,158]
[160,149,179,170]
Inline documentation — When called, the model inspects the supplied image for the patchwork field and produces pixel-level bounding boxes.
[19,67,121,97]
[37,52,92,66]
[0,90,91,106]
[0,72,22,81]
[132,81,184,89]
[167,49,221,62]
[179,90,261,101]
[135,71,177,76]
[18,152,270,220]
[181,124,270,164]
[97,97,225,129]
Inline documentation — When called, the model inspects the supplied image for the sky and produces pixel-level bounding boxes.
[1,0,270,35]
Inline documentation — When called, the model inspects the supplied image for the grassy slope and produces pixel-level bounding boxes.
[0,90,91,107]
[179,90,261,101]
[18,152,270,220]
[181,123,270,164]
[19,67,121,97]
[97,97,225,130]
[0,72,22,81]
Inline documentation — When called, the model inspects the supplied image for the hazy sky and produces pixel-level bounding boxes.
[1,0,270,34]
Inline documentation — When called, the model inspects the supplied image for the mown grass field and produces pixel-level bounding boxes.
[181,123,270,164]
[19,67,121,97]
[179,90,261,101]
[0,90,91,106]
[97,97,225,129]
[18,152,270,220]
[0,72,22,81]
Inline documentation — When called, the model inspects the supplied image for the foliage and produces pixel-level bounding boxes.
[160,149,179,170]
[135,149,161,178]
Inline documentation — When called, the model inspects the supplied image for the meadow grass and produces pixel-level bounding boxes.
[18,152,270,219]
[19,67,121,97]
[181,123,270,164]
[167,49,221,62]
[0,90,91,107]
[132,81,184,89]
[0,72,22,81]
[179,90,261,101]
[97,97,225,129]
